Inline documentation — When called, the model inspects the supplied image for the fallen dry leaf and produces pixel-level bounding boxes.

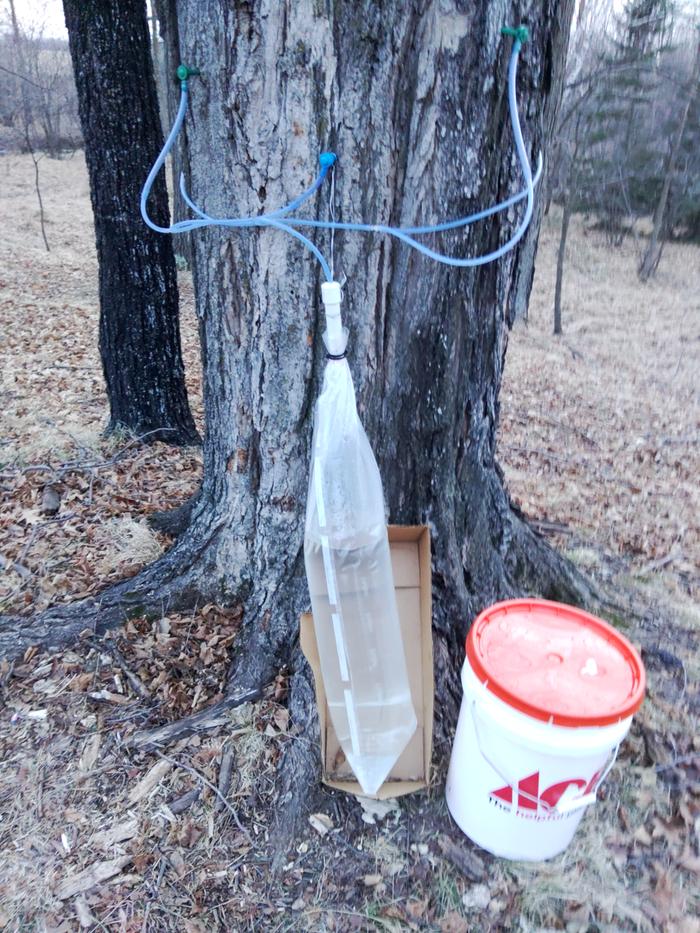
[679,852,700,875]
[74,896,95,929]
[405,898,429,920]
[355,795,399,824]
[308,812,333,836]
[462,883,491,910]
[438,913,469,933]
[176,817,202,848]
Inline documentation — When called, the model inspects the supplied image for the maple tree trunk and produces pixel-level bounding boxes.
[62,0,199,445]
[1,0,589,850]
[167,0,585,714]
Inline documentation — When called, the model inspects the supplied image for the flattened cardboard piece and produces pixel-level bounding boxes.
[300,525,433,799]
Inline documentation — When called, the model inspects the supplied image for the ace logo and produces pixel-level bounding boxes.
[490,769,602,816]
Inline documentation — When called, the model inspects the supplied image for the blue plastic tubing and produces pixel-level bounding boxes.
[140,38,539,282]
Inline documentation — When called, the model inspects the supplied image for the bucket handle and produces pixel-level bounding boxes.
[470,699,620,815]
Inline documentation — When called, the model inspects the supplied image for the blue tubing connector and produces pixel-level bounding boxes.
[140,33,537,279]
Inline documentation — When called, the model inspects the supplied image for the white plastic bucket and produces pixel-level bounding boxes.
[445,599,645,861]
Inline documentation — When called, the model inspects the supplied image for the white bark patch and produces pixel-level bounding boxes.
[434,9,470,54]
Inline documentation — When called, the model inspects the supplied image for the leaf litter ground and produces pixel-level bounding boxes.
[0,154,698,932]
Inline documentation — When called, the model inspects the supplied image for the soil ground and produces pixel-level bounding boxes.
[0,153,698,932]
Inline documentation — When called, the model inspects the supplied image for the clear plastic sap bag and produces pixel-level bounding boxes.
[304,353,417,795]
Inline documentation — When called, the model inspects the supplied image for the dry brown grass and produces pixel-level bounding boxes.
[500,209,699,586]
[1,154,699,932]
[92,518,164,574]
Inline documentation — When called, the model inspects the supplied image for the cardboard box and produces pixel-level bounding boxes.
[300,525,433,799]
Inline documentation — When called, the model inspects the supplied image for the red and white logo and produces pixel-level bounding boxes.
[490,770,601,818]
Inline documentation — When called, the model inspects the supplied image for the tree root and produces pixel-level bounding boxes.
[147,490,199,537]
[269,646,324,873]
[0,540,207,661]
[131,584,324,863]
[130,590,296,748]
[505,503,601,607]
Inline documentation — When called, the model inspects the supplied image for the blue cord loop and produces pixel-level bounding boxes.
[141,33,538,281]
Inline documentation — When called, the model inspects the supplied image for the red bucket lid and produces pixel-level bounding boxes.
[466,599,645,727]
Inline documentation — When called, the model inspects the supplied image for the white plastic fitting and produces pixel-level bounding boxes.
[321,281,348,356]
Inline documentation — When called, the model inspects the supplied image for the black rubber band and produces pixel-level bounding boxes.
[326,351,347,360]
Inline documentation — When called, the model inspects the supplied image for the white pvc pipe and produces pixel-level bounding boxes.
[321,281,346,356]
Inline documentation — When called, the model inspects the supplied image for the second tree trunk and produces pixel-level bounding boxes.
[63,0,199,445]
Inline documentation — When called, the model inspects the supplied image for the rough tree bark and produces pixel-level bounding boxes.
[170,0,585,739]
[62,0,199,444]
[3,0,588,852]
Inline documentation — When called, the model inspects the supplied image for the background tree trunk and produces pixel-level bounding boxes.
[62,0,199,445]
[8,0,50,252]
[153,0,194,269]
[639,35,700,282]
[554,198,571,335]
